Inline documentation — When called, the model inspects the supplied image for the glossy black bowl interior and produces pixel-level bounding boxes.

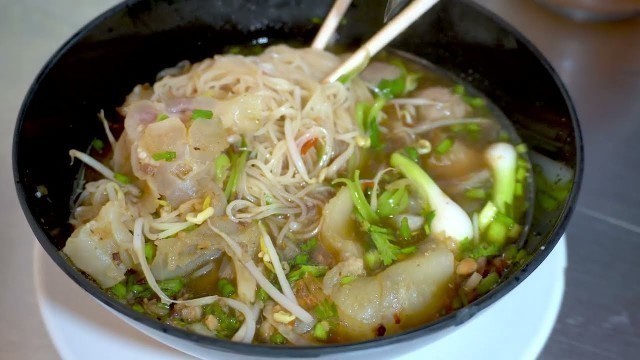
[13,0,582,357]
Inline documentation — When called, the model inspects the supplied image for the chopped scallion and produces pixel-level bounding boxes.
[313,321,330,341]
[217,278,236,297]
[256,287,269,302]
[191,109,213,120]
[292,253,310,266]
[92,138,104,152]
[214,154,231,184]
[399,217,411,240]
[404,146,419,162]
[270,332,287,345]
[156,113,169,122]
[423,210,436,236]
[376,186,409,217]
[110,282,127,299]
[144,242,156,263]
[364,249,382,270]
[114,173,131,184]
[515,143,528,154]
[453,84,465,95]
[464,188,487,199]
[477,272,500,295]
[435,138,454,154]
[486,221,507,246]
[159,278,185,297]
[152,151,177,162]
[300,238,318,252]
[340,276,356,285]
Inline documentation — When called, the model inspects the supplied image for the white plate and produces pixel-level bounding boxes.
[34,236,566,360]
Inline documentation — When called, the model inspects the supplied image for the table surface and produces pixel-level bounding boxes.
[1,1,638,359]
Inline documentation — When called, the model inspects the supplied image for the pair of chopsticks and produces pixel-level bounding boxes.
[311,0,439,83]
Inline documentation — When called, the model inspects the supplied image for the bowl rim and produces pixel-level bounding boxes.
[13,0,583,356]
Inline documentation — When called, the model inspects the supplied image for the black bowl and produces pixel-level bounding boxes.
[13,0,582,357]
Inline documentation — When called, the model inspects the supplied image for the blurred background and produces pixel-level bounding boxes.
[0,0,638,359]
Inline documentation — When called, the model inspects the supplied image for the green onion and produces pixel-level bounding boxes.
[310,16,322,24]
[191,109,213,120]
[205,303,241,339]
[110,282,127,299]
[129,283,152,298]
[465,96,486,107]
[369,117,382,150]
[435,138,454,154]
[333,170,379,224]
[404,146,419,162]
[399,217,411,240]
[156,113,169,122]
[114,173,131,184]
[225,150,249,201]
[217,278,236,297]
[132,303,145,313]
[313,321,330,341]
[92,138,104,152]
[477,272,500,295]
[337,56,370,84]
[538,193,560,211]
[287,265,328,283]
[183,224,198,232]
[486,221,507,246]
[340,276,356,285]
[368,97,386,149]
[516,249,529,262]
[364,249,382,270]
[516,167,528,181]
[453,84,465,95]
[228,46,241,54]
[515,143,528,154]
[498,130,510,141]
[478,201,498,232]
[467,123,481,132]
[369,224,401,265]
[214,154,231,184]
[377,77,405,99]
[423,210,436,236]
[459,239,502,259]
[503,245,518,260]
[159,278,185,297]
[144,242,156,263]
[400,246,417,254]
[292,253,310,266]
[152,151,177,162]
[377,186,409,217]
[270,332,287,345]
[464,188,487,200]
[300,238,318,252]
[256,287,269,302]
[314,299,338,324]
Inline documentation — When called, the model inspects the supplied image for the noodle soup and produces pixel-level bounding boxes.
[63,45,531,344]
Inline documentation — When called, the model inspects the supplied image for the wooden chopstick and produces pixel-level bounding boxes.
[311,0,353,50]
[323,0,439,83]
